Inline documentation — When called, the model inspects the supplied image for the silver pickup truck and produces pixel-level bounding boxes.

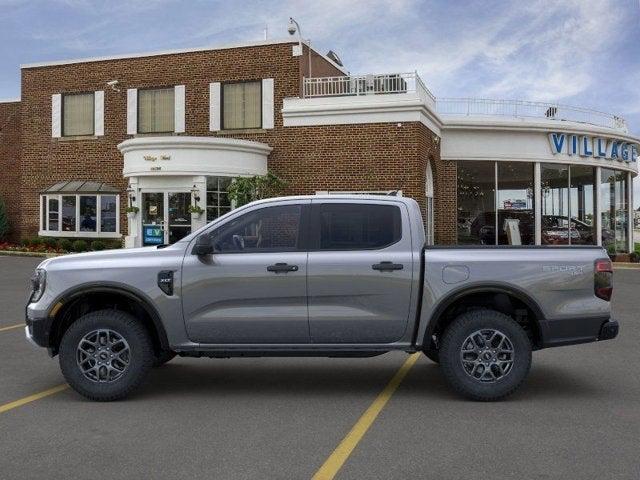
[26,195,618,401]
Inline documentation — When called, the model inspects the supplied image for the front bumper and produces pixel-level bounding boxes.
[541,316,619,348]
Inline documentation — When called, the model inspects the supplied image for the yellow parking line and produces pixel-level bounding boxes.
[312,352,421,480]
[0,323,23,333]
[0,384,69,414]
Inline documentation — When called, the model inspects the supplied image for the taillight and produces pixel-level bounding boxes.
[594,259,613,301]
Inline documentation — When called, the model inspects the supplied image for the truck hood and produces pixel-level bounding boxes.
[36,245,182,271]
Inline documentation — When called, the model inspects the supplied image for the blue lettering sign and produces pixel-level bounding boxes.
[620,143,629,162]
[595,138,607,157]
[569,135,579,155]
[610,141,619,160]
[580,136,593,156]
[548,133,565,154]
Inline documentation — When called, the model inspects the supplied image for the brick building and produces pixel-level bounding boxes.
[1,38,639,251]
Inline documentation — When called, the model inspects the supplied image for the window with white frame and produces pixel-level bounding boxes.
[63,92,94,136]
[40,193,120,237]
[222,81,262,130]
[206,176,233,222]
[138,87,175,133]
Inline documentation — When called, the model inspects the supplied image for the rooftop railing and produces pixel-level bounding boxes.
[301,73,628,132]
[302,72,436,107]
[436,97,628,132]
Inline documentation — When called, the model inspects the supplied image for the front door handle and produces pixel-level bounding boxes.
[372,261,404,272]
[267,263,299,273]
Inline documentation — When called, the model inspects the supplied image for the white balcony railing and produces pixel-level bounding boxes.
[302,74,628,132]
[436,97,628,132]
[303,72,436,106]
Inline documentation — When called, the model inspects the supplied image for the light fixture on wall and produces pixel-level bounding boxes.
[191,185,201,203]
[126,185,136,203]
[288,17,312,77]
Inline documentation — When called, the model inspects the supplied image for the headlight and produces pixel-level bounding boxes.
[30,269,46,302]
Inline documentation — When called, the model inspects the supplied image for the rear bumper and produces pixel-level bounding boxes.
[541,316,619,348]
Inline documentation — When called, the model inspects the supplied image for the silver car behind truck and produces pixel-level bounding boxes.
[25,195,618,401]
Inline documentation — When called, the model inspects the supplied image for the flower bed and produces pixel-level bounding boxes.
[0,237,122,255]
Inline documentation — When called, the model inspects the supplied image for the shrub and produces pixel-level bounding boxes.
[59,239,73,251]
[20,238,31,247]
[91,240,105,251]
[108,240,122,249]
[630,252,640,263]
[42,237,58,249]
[72,240,88,252]
[30,237,43,247]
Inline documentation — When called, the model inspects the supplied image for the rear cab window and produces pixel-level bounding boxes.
[311,203,402,250]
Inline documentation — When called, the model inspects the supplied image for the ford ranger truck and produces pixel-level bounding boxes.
[25,195,618,401]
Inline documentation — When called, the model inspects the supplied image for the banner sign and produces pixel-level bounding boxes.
[143,225,164,245]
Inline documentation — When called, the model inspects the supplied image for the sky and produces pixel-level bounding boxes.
[1,0,639,199]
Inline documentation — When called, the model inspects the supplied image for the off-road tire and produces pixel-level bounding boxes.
[440,309,532,401]
[59,309,154,401]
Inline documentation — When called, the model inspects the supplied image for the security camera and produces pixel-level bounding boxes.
[287,18,297,35]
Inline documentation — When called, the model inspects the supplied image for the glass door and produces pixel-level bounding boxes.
[142,192,165,246]
[141,192,192,245]
[168,192,191,244]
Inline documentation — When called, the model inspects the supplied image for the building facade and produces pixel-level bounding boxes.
[0,39,638,253]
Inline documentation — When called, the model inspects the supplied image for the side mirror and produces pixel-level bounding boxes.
[192,235,214,256]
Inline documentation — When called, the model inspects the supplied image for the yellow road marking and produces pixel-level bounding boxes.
[312,353,421,480]
[0,323,23,333]
[0,384,69,414]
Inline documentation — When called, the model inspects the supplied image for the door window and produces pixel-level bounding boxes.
[315,203,402,250]
[211,205,302,253]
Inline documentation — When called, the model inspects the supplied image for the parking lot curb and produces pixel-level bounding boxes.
[0,250,61,258]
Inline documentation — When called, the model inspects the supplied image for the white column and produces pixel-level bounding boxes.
[192,175,208,231]
[174,85,186,133]
[534,162,541,245]
[125,177,139,248]
[595,167,602,247]
[51,94,62,138]
[628,171,633,253]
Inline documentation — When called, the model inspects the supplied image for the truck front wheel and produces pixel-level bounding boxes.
[59,309,154,401]
[440,309,532,401]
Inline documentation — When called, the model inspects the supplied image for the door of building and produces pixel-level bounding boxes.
[141,192,192,245]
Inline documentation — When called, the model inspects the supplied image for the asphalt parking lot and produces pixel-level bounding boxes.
[1,255,639,479]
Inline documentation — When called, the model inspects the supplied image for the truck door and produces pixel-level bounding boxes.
[181,200,310,344]
[307,200,414,344]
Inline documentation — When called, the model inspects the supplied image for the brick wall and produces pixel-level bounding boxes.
[16,41,452,244]
[19,42,305,238]
[0,101,21,240]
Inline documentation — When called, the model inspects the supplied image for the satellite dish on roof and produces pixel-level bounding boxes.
[326,50,343,67]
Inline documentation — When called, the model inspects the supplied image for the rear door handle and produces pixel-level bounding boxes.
[267,263,299,273]
[372,261,404,272]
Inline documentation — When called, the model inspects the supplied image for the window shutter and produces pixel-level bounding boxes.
[209,82,221,131]
[262,78,274,129]
[94,90,104,136]
[127,88,137,134]
[174,85,185,133]
[51,94,62,138]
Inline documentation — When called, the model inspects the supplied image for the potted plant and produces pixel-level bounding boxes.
[188,205,204,219]
[126,206,139,219]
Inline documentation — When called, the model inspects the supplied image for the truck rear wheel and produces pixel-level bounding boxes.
[59,309,154,401]
[440,309,531,401]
